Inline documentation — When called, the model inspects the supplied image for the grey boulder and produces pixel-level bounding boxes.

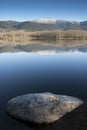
[7,93,83,124]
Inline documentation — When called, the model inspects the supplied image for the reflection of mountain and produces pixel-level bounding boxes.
[35,50,56,55]
[0,41,87,53]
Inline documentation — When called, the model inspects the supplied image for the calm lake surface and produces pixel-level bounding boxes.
[0,41,87,130]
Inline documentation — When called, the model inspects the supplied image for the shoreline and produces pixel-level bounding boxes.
[0,30,87,46]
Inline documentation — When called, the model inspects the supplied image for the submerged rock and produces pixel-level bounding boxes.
[6,93,83,124]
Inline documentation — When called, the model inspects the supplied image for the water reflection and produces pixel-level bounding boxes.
[0,51,87,100]
[0,40,87,53]
[0,41,87,130]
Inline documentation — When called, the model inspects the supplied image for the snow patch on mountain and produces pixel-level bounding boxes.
[35,18,56,24]
[69,21,80,24]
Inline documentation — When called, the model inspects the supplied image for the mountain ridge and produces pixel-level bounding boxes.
[0,19,87,30]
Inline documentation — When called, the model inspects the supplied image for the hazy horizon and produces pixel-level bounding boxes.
[0,18,86,22]
[0,0,87,21]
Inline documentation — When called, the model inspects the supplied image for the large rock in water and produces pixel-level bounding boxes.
[7,93,83,124]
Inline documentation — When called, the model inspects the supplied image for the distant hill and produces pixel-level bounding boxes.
[0,19,87,31]
[80,21,87,30]
[56,20,80,29]
[0,21,19,30]
[15,21,58,31]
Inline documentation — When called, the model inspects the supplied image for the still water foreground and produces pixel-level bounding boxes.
[0,41,87,130]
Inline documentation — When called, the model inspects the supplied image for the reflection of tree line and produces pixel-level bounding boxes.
[31,30,87,40]
[0,30,32,45]
[0,30,87,46]
[32,40,87,48]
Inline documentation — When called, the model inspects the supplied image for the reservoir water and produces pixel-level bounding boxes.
[0,41,87,130]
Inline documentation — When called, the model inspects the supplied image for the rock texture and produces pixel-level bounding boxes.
[6,93,83,124]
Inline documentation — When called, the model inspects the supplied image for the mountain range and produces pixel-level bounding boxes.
[0,18,87,31]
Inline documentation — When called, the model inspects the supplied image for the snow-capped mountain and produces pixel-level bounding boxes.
[56,20,80,24]
[33,18,81,29]
[34,18,56,24]
[34,18,80,25]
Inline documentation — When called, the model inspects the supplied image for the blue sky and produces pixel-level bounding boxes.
[0,0,87,21]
